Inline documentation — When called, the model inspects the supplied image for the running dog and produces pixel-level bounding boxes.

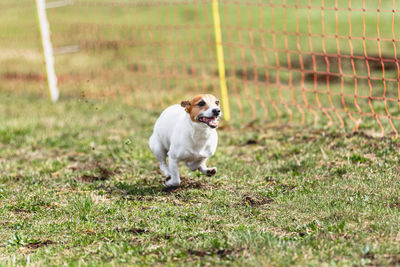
[149,94,221,187]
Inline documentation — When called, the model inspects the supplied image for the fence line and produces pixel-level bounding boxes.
[2,0,400,137]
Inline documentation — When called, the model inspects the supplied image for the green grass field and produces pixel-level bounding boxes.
[1,0,400,265]
[1,95,400,266]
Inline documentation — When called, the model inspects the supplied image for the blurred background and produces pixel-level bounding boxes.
[2,0,400,135]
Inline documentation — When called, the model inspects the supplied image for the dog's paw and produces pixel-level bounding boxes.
[164,177,180,188]
[206,167,217,177]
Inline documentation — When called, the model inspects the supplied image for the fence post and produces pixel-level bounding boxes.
[36,0,59,102]
[212,0,230,121]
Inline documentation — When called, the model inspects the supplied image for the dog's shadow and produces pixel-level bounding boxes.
[97,176,211,199]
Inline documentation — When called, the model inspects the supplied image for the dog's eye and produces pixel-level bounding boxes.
[198,100,206,106]
[215,101,220,105]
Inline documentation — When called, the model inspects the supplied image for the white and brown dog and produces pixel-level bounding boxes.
[149,94,221,187]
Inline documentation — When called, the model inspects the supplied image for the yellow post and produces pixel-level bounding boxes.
[212,0,230,121]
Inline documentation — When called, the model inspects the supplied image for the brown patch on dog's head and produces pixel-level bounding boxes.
[180,94,221,127]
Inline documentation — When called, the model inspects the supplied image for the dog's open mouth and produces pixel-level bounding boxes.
[198,116,218,128]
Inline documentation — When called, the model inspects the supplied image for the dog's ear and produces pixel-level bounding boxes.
[181,100,190,107]
[180,100,191,113]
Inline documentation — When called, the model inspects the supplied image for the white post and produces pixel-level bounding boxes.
[36,0,59,102]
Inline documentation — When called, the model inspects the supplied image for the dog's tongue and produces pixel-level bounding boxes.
[200,116,218,127]
[208,118,218,127]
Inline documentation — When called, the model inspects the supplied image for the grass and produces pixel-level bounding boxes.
[0,94,400,266]
[1,1,400,265]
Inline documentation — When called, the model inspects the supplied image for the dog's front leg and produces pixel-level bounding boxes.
[165,157,180,187]
[198,160,217,177]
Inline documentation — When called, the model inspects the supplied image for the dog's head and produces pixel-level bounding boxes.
[180,94,221,128]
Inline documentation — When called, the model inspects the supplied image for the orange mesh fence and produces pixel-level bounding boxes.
[219,0,400,137]
[0,0,47,98]
[44,0,219,110]
[2,0,400,136]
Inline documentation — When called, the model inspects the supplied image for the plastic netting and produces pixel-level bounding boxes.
[2,0,400,136]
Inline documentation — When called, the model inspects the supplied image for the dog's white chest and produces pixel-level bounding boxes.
[178,132,217,161]
[189,142,213,159]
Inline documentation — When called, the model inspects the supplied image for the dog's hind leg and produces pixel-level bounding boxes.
[198,160,217,177]
[149,135,170,177]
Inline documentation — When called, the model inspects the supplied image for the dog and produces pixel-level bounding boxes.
[149,94,221,187]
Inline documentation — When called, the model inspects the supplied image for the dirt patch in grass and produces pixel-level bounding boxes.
[182,179,212,190]
[7,175,26,182]
[280,184,297,192]
[188,248,244,258]
[126,229,147,235]
[77,174,108,182]
[115,227,148,235]
[362,251,375,260]
[12,208,32,213]
[25,240,55,250]
[242,193,273,207]
[244,139,259,145]
[74,163,118,182]
[154,234,172,241]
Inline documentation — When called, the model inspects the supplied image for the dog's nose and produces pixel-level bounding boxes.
[212,108,221,116]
